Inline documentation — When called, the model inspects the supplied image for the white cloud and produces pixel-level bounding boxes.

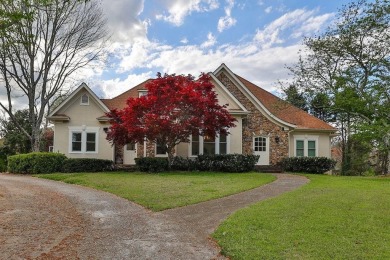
[110,39,302,94]
[97,72,153,99]
[102,0,148,43]
[201,32,217,48]
[265,6,272,13]
[292,13,334,38]
[180,37,189,44]
[156,0,219,26]
[217,0,236,32]
[88,4,337,100]
[94,40,302,98]
[254,8,329,49]
[115,39,172,73]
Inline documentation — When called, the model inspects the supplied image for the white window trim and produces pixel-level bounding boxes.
[68,126,99,154]
[80,94,89,105]
[189,134,230,157]
[293,135,319,157]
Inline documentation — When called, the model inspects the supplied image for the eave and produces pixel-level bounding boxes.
[292,128,338,133]
[47,115,70,122]
[97,116,110,122]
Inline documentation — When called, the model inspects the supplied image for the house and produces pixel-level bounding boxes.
[48,64,337,166]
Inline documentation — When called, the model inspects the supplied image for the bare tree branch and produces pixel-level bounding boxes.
[0,0,108,151]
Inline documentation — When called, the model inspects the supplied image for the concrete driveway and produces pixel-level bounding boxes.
[0,173,308,259]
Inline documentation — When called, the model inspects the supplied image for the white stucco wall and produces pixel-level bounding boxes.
[289,131,332,158]
[52,89,114,160]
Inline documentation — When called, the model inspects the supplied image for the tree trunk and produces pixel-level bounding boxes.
[167,148,174,170]
[341,114,352,175]
[31,130,41,152]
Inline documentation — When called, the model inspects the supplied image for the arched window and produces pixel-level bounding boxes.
[81,94,89,105]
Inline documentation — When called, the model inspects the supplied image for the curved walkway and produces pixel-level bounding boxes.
[0,173,308,259]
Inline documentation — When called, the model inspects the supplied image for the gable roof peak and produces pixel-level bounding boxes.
[48,82,109,117]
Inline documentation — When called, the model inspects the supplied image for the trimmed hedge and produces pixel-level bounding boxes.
[7,152,66,174]
[280,157,336,174]
[196,154,260,172]
[136,154,260,173]
[135,157,169,172]
[62,158,114,172]
[171,156,198,171]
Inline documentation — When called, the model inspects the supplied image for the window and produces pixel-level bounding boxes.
[156,141,167,156]
[191,134,229,156]
[72,132,82,152]
[308,141,316,157]
[126,143,136,150]
[86,133,96,152]
[219,134,227,155]
[81,94,89,105]
[192,135,200,156]
[296,140,304,157]
[254,137,267,152]
[203,135,216,155]
[138,91,147,97]
[294,136,318,157]
[69,127,99,153]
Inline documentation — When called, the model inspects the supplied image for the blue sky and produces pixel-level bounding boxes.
[87,0,354,99]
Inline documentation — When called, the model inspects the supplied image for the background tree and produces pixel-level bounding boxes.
[0,109,32,154]
[282,84,308,111]
[107,73,237,166]
[288,0,390,175]
[309,92,335,123]
[0,0,107,152]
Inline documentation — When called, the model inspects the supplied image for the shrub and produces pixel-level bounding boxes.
[171,156,198,171]
[280,157,336,174]
[196,154,260,172]
[135,157,169,172]
[0,146,12,172]
[7,152,66,174]
[62,158,114,172]
[136,154,259,173]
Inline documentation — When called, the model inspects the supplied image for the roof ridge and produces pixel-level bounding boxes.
[235,74,293,107]
[103,78,152,101]
[234,74,336,131]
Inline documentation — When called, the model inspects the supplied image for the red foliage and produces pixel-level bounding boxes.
[106,73,236,159]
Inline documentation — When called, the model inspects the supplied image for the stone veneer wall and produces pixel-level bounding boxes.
[137,143,144,158]
[137,141,156,158]
[217,72,289,165]
[145,142,156,157]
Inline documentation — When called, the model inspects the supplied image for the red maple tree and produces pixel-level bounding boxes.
[106,73,236,165]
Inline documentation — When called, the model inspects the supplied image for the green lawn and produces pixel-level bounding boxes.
[36,171,275,211]
[213,175,390,260]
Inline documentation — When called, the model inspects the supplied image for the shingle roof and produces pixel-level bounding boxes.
[235,75,336,131]
[100,79,151,110]
[100,74,335,131]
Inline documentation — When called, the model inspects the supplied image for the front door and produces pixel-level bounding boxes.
[123,143,137,165]
[253,136,269,165]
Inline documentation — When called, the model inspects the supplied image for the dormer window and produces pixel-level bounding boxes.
[81,94,89,105]
[138,91,147,97]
